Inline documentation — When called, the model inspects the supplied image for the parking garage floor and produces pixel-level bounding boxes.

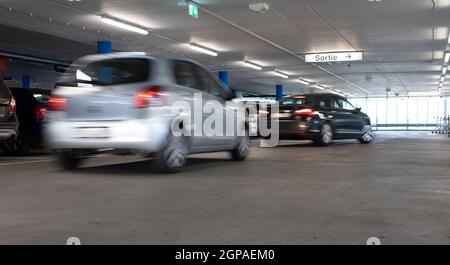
[0,131,449,245]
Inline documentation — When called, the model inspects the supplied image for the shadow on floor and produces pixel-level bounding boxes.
[73,157,234,176]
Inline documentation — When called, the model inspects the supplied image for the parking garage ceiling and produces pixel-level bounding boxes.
[0,0,449,96]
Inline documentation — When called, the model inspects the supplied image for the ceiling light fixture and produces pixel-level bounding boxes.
[314,84,326,90]
[445,52,450,64]
[189,43,218,57]
[441,76,445,83]
[442,66,448,75]
[100,17,149,35]
[409,91,440,97]
[297,79,310,85]
[273,71,289,79]
[243,61,262,70]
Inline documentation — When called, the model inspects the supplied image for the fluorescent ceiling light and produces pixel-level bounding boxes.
[297,79,310,85]
[441,76,445,83]
[243,61,262,70]
[329,90,346,97]
[439,82,443,88]
[445,52,450,63]
[314,84,326,90]
[442,66,448,75]
[409,91,440,97]
[189,44,218,57]
[273,71,289,79]
[100,17,149,35]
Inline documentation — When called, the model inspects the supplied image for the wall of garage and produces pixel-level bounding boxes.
[350,96,450,130]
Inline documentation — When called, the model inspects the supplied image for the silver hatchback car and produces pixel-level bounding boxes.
[46,53,250,172]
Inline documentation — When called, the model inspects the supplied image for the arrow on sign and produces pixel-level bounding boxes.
[346,54,352,60]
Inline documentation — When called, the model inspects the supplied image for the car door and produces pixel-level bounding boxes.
[193,64,235,149]
[330,96,363,138]
[172,60,206,147]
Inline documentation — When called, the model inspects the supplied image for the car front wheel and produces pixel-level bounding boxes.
[359,129,374,144]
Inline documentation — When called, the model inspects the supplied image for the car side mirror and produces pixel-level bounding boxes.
[226,90,237,101]
[355,107,361,113]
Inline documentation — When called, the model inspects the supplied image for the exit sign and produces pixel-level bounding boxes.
[305,51,364,63]
[189,3,199,19]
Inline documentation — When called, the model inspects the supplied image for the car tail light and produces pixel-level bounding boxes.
[133,87,163,108]
[259,110,270,115]
[35,106,48,119]
[294,108,314,117]
[48,96,68,111]
[8,96,16,112]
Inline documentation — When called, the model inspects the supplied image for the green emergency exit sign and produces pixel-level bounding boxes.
[189,3,199,19]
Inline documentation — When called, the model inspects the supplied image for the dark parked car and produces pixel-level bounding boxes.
[273,94,374,145]
[0,78,19,153]
[2,87,49,154]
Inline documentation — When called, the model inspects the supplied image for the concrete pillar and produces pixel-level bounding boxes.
[22,75,30,89]
[218,71,229,88]
[276,84,283,101]
[97,41,112,54]
[97,41,113,83]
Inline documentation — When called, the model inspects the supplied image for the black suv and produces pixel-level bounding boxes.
[0,78,19,151]
[274,93,374,146]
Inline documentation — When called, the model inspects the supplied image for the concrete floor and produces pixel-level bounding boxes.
[0,132,450,245]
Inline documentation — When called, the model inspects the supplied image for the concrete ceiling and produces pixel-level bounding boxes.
[0,0,449,96]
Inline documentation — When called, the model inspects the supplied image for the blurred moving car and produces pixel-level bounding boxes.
[46,53,250,172]
[3,87,50,154]
[273,94,374,145]
[0,78,19,153]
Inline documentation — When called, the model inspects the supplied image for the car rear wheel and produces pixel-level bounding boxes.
[3,134,30,156]
[314,124,333,146]
[57,151,83,170]
[154,136,188,173]
[231,135,250,161]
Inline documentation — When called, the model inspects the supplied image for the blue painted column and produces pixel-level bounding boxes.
[97,41,112,54]
[276,84,283,101]
[218,71,229,88]
[22,75,30,89]
[97,41,113,84]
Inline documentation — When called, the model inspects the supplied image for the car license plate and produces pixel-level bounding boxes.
[78,127,109,138]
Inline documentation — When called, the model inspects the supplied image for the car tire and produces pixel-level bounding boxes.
[155,136,188,173]
[359,128,374,144]
[314,123,333,146]
[57,151,83,170]
[231,135,250,161]
[3,134,30,156]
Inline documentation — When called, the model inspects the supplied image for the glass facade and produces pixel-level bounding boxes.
[349,96,449,130]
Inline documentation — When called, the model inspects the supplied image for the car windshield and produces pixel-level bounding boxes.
[58,58,151,87]
[280,96,311,106]
[0,79,10,99]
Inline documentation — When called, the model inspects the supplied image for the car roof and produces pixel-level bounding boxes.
[283,93,342,98]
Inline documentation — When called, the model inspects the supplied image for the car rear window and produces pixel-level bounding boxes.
[0,79,10,99]
[60,58,151,86]
[280,96,312,106]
